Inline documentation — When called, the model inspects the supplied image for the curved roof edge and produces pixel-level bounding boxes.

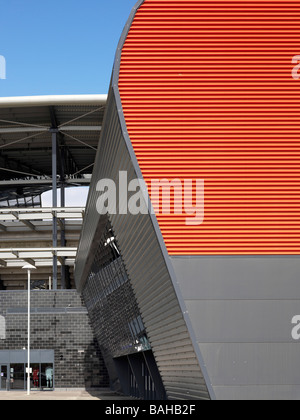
[0,94,107,108]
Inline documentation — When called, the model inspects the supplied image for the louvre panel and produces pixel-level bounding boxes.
[136,278,170,304]
[164,381,209,392]
[74,93,124,285]
[141,296,180,321]
[166,386,209,399]
[154,345,197,358]
[158,359,201,369]
[119,0,300,255]
[150,332,191,347]
[149,325,189,343]
[163,380,210,399]
[129,261,168,291]
[163,376,207,387]
[162,372,206,381]
[167,390,210,401]
[154,343,196,355]
[143,303,184,327]
[146,314,184,334]
[140,288,177,313]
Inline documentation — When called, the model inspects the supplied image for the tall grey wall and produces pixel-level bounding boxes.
[171,256,300,400]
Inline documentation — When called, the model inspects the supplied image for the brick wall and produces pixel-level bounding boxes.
[0,290,109,389]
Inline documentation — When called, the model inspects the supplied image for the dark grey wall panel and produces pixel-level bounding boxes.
[171,256,300,300]
[186,300,299,343]
[200,343,300,386]
[213,385,300,401]
[171,255,300,400]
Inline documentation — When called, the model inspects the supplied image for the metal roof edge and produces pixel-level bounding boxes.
[0,94,107,108]
[112,0,144,88]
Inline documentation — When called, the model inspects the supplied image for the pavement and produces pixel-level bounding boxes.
[0,388,135,400]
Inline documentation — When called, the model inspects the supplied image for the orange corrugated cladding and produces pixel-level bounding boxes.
[118,0,300,255]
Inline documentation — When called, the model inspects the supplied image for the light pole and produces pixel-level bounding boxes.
[22,264,36,396]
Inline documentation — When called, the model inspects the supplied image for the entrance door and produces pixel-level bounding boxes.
[0,365,9,391]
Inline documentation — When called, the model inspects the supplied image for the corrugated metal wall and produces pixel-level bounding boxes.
[119,0,300,255]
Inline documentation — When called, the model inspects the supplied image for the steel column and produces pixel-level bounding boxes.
[27,268,30,395]
[59,141,66,289]
[51,130,58,290]
[60,181,66,289]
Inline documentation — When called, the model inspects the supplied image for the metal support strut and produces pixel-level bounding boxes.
[51,130,58,290]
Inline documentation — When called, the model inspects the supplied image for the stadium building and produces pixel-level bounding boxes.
[0,95,109,391]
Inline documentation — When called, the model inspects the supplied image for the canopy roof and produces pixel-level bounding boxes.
[0,94,107,205]
[0,95,107,289]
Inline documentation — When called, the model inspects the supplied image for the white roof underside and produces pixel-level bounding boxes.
[0,94,107,108]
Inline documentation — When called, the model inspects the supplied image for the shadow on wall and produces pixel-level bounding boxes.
[84,340,110,389]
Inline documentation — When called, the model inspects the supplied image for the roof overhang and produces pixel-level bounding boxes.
[0,94,107,206]
[0,94,107,108]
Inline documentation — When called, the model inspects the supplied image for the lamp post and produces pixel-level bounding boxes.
[22,264,36,396]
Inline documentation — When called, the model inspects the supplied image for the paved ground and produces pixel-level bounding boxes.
[0,388,135,400]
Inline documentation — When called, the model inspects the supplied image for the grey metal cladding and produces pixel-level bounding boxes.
[199,343,300,386]
[76,0,219,400]
[75,90,123,288]
[171,256,300,300]
[186,299,300,343]
[171,255,300,400]
[75,0,215,400]
[75,89,213,399]
[213,385,300,401]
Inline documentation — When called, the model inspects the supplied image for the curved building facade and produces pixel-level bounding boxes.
[75,0,300,400]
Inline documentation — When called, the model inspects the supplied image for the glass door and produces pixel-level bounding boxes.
[10,364,25,390]
[0,365,9,391]
[31,364,40,391]
[41,364,54,391]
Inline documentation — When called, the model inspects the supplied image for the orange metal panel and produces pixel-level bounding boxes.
[119,0,300,255]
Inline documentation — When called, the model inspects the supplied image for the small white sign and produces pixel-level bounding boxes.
[25,368,32,374]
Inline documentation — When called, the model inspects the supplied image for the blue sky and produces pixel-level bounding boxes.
[0,0,137,97]
[0,0,137,206]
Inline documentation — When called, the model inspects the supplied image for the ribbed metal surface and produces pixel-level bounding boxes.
[75,85,213,399]
[119,0,300,255]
